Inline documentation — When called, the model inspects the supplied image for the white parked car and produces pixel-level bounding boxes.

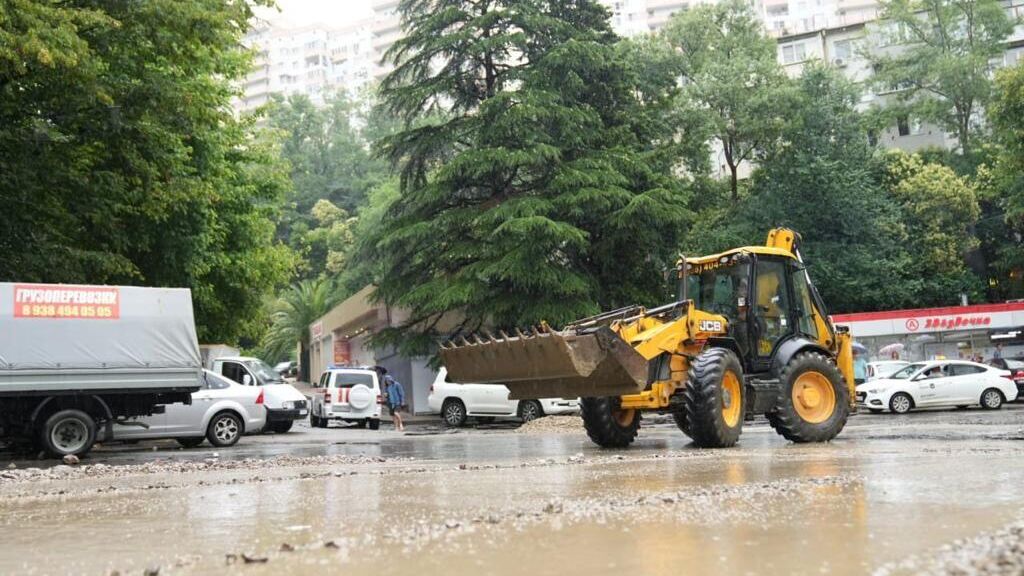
[113,370,266,448]
[856,360,1017,414]
[210,356,308,433]
[428,368,580,427]
[866,360,910,381]
[309,367,383,429]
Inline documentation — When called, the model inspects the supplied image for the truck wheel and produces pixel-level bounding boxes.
[684,348,745,448]
[207,412,243,447]
[368,419,381,430]
[176,437,204,448]
[357,419,368,429]
[269,421,293,434]
[580,396,639,448]
[768,352,850,443]
[40,409,97,458]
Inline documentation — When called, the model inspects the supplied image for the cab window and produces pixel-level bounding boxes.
[330,372,375,389]
[791,266,819,340]
[753,260,792,356]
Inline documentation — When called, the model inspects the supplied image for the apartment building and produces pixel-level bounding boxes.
[236,21,374,113]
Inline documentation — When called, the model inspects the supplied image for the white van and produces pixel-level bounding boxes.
[210,356,308,433]
[309,368,383,429]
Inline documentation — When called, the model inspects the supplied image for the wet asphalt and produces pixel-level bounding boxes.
[1,406,1023,575]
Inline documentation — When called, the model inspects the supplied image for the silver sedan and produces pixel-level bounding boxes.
[114,370,266,448]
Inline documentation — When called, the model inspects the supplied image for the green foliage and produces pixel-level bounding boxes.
[260,278,340,380]
[981,62,1024,298]
[660,0,793,198]
[882,150,984,303]
[266,91,393,279]
[0,0,292,344]
[866,0,1015,155]
[370,0,689,354]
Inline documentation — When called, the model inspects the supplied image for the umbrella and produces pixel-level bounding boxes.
[851,342,868,355]
[878,342,905,357]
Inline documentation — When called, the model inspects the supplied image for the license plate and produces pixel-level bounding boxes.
[299,410,308,416]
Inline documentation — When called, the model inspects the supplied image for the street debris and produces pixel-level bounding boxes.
[517,415,583,434]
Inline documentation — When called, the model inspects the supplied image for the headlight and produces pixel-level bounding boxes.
[867,389,882,394]
[281,401,295,409]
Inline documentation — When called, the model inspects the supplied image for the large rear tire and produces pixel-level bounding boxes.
[684,348,745,448]
[580,396,639,448]
[40,409,97,458]
[768,351,849,443]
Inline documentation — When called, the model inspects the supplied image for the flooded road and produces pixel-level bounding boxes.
[1,409,1023,575]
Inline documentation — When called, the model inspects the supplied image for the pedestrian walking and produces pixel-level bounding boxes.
[382,371,406,432]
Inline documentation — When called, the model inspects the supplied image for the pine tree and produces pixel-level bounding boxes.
[369,0,689,354]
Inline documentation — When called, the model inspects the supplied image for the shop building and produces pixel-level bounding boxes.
[832,302,1024,362]
[308,286,438,415]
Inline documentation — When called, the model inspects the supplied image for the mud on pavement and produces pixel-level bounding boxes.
[1,409,1024,575]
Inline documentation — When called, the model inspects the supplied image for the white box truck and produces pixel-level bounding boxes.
[0,283,203,457]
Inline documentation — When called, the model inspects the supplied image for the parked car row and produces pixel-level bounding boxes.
[856,360,1018,414]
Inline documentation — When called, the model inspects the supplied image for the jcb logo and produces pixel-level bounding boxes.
[698,320,724,333]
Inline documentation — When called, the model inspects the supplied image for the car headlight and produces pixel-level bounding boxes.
[867,389,882,394]
[281,401,295,410]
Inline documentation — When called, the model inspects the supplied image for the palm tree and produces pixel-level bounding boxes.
[261,278,339,382]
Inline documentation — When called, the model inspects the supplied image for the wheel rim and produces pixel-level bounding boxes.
[51,418,88,453]
[792,371,836,424]
[214,417,239,442]
[612,407,636,428]
[984,391,1000,408]
[892,395,911,413]
[721,370,742,427]
[521,403,539,422]
[445,403,463,424]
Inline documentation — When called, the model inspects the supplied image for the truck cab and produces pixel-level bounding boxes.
[210,356,308,433]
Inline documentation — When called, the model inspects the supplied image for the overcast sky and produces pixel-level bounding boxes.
[253,0,374,28]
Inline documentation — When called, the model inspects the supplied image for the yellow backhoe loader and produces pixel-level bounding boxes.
[440,228,855,448]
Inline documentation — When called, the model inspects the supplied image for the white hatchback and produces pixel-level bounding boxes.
[428,368,580,427]
[309,368,383,430]
[856,360,1017,414]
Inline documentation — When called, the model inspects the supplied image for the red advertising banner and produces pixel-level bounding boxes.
[13,284,120,320]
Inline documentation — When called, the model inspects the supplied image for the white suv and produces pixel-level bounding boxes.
[310,368,383,430]
[428,368,579,427]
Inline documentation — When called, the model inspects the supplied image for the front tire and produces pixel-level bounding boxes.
[768,351,849,443]
[442,399,467,427]
[40,409,97,458]
[981,388,1004,410]
[684,348,745,448]
[207,412,243,447]
[518,400,543,423]
[671,410,691,438]
[580,396,639,448]
[889,392,913,414]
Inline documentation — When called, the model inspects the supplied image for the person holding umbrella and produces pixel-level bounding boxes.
[852,342,868,385]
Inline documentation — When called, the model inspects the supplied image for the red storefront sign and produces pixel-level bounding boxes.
[13,284,120,320]
[333,338,351,365]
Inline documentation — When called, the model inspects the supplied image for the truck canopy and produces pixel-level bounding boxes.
[0,283,201,372]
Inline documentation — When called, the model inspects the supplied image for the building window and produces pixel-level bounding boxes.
[767,4,789,16]
[833,39,853,61]
[897,115,910,137]
[781,42,806,64]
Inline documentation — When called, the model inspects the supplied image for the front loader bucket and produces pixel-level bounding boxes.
[440,327,648,400]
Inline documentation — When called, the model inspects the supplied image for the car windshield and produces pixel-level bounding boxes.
[245,359,284,384]
[684,258,750,322]
[332,372,375,389]
[889,362,927,379]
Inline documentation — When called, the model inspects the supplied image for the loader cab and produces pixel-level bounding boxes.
[684,252,830,374]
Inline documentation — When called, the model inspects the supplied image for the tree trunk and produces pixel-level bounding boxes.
[299,343,311,383]
[729,163,739,201]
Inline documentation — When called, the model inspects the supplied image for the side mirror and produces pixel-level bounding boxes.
[242,374,253,386]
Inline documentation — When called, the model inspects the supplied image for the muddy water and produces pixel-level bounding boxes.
[1,426,1023,575]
